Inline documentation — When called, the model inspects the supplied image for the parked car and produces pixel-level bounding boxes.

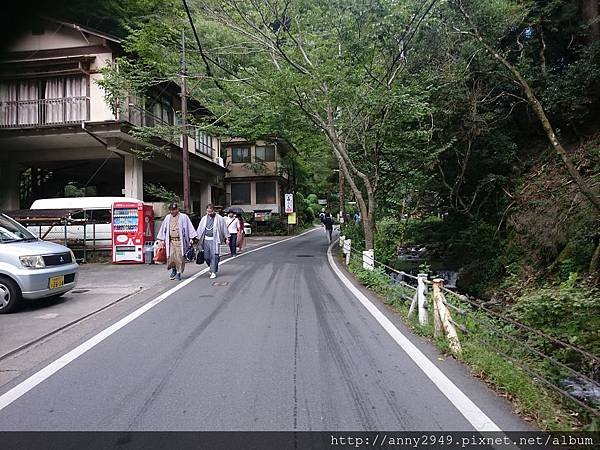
[0,213,79,313]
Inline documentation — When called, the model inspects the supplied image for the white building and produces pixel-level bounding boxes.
[0,18,226,212]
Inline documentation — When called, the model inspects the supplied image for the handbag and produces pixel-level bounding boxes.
[195,247,205,265]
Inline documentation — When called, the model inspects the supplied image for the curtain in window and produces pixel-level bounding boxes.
[0,82,18,126]
[18,80,39,125]
[65,76,84,121]
[45,78,63,124]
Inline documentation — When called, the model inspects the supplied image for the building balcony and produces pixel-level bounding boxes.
[0,97,90,129]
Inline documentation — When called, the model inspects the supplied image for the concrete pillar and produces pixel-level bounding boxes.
[0,161,20,210]
[124,155,143,200]
[200,180,212,211]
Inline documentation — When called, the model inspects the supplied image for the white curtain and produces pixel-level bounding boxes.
[45,78,63,124]
[18,81,39,125]
[65,76,84,121]
[0,82,18,126]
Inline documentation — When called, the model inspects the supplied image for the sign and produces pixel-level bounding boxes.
[287,212,297,224]
[284,194,294,213]
[318,199,327,205]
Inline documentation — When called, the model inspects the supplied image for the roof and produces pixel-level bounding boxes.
[45,18,123,44]
[4,208,85,223]
[31,197,143,210]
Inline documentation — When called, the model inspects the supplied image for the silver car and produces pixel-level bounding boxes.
[0,213,79,313]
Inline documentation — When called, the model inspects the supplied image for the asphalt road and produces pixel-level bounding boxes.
[0,228,529,431]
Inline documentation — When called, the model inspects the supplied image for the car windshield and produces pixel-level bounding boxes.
[0,214,36,243]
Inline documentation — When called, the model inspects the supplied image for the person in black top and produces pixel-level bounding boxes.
[322,212,334,244]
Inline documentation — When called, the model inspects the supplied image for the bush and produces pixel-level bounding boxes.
[342,221,365,251]
[374,217,403,265]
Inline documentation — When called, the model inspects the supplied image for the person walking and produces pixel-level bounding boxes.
[322,212,334,244]
[236,213,245,253]
[196,204,228,279]
[156,203,198,281]
[225,210,240,257]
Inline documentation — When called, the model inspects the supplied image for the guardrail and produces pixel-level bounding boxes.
[337,233,600,419]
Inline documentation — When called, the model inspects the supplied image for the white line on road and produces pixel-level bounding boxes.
[326,240,502,432]
[0,227,319,412]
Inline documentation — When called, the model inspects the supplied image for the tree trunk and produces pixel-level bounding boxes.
[590,236,600,283]
[582,0,600,41]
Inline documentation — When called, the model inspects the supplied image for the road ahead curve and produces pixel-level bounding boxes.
[0,228,528,431]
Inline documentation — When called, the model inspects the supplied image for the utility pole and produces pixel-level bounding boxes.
[180,30,191,212]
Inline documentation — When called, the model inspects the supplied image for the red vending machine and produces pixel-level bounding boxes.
[111,202,155,264]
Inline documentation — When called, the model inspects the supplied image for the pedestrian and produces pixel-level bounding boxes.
[319,208,326,223]
[226,210,240,257]
[196,203,228,279]
[156,203,198,281]
[322,212,334,244]
[236,213,245,253]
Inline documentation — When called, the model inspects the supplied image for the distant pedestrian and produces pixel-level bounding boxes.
[322,212,334,244]
[236,213,245,252]
[226,210,240,257]
[319,208,326,223]
[196,204,228,279]
[156,203,198,281]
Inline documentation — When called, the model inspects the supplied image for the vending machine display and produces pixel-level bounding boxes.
[111,202,154,263]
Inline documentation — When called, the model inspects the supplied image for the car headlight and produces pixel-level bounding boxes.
[19,255,46,269]
[69,249,76,263]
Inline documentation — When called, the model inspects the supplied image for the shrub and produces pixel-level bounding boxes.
[374,217,403,265]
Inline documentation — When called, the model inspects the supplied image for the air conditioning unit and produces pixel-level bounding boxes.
[217,157,224,167]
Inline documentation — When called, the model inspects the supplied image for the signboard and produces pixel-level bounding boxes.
[287,212,297,224]
[284,194,294,213]
[318,199,327,205]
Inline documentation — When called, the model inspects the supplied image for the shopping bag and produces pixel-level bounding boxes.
[153,245,166,264]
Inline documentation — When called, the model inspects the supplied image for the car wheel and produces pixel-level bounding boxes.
[0,276,21,314]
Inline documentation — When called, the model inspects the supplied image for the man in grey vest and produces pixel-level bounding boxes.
[196,204,228,278]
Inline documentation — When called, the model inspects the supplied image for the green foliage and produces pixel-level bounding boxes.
[373,217,403,265]
[144,183,181,204]
[341,221,365,252]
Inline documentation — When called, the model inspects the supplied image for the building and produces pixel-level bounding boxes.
[221,138,293,218]
[0,18,226,212]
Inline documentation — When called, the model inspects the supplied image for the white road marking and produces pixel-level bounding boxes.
[0,227,319,412]
[326,240,502,432]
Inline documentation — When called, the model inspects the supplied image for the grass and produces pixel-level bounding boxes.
[343,252,584,430]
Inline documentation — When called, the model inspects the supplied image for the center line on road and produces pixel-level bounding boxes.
[0,227,319,412]
[326,239,501,432]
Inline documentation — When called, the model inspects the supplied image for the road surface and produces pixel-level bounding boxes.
[0,228,528,431]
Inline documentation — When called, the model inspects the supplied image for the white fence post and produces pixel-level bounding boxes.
[417,273,429,326]
[339,235,345,248]
[343,239,351,265]
[362,249,374,271]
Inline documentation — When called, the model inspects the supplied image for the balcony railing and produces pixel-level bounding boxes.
[0,97,90,128]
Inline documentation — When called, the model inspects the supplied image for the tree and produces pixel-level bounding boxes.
[447,0,600,215]
[176,0,440,250]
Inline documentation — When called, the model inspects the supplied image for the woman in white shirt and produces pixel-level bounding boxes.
[225,210,240,257]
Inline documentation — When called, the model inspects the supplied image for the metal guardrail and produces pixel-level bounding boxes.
[337,232,600,417]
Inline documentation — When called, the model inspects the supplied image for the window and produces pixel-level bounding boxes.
[195,129,212,156]
[255,145,275,162]
[256,181,277,204]
[231,146,251,163]
[231,183,251,205]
